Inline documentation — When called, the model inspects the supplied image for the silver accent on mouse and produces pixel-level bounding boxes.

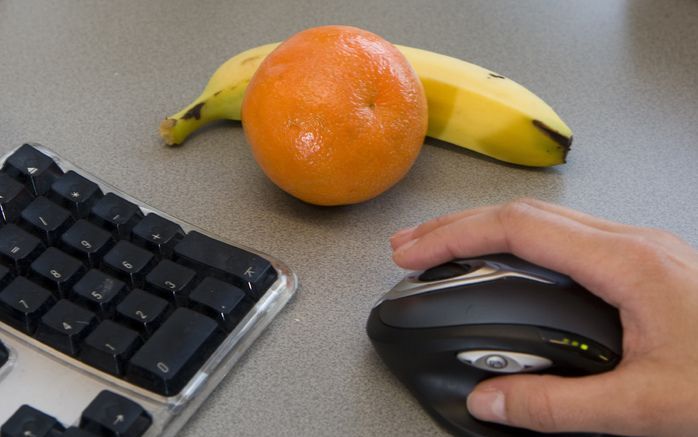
[457,350,553,373]
[374,259,554,308]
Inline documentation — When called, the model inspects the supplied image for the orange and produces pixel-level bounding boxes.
[241,25,428,206]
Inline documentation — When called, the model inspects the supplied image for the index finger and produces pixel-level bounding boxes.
[391,201,632,305]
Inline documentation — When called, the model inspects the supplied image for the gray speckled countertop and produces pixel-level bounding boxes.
[1,0,697,436]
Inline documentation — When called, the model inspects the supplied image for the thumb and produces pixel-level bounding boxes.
[466,372,638,435]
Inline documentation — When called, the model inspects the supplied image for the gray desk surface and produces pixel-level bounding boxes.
[1,0,697,435]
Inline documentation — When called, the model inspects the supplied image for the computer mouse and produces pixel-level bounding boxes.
[366,254,622,437]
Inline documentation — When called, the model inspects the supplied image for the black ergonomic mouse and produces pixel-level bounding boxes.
[366,254,623,437]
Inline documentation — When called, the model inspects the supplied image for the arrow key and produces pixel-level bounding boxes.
[35,299,97,356]
[0,405,65,437]
[80,390,151,437]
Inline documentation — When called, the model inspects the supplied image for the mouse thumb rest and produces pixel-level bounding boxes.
[366,319,620,437]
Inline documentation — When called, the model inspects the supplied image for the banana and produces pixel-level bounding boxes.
[160,42,572,167]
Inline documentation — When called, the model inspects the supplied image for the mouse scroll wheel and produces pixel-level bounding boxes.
[418,262,473,282]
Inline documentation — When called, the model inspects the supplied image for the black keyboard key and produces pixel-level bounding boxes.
[80,390,151,437]
[0,224,45,274]
[0,264,13,288]
[0,338,8,369]
[131,213,184,257]
[189,277,247,332]
[81,320,142,376]
[116,289,168,336]
[102,241,155,288]
[20,196,73,245]
[127,308,219,395]
[174,231,277,298]
[144,260,196,305]
[36,299,97,356]
[72,270,127,317]
[63,427,100,437]
[2,144,64,196]
[0,173,33,224]
[49,170,103,218]
[30,247,86,297]
[60,219,113,267]
[90,193,142,239]
[0,404,65,437]
[0,277,55,334]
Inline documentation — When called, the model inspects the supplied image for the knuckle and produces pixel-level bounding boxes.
[496,200,537,252]
[498,200,534,226]
[618,235,676,286]
[431,214,455,228]
[518,381,559,432]
[410,222,429,237]
[646,227,682,245]
[513,196,539,206]
[414,214,453,237]
[623,235,665,265]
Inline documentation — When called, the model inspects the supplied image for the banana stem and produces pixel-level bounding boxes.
[160,99,211,146]
[160,83,248,146]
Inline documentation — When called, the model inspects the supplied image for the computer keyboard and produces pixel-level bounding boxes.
[0,144,298,436]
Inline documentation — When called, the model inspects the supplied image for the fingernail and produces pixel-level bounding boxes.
[391,225,417,241]
[467,388,507,424]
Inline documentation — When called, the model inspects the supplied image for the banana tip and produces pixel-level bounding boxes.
[159,118,178,146]
[532,120,572,165]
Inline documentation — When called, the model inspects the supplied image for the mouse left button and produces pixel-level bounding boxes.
[418,262,472,281]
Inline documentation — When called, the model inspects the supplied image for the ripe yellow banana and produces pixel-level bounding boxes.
[160,42,572,167]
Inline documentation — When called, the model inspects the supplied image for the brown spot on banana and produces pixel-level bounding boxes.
[488,73,505,79]
[182,102,205,120]
[532,120,573,158]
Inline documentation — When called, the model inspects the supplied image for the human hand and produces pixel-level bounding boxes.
[390,198,698,437]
